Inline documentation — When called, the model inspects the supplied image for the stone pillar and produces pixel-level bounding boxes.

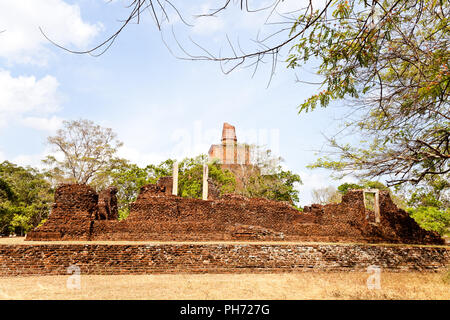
[374,190,380,224]
[172,161,178,196]
[202,164,208,200]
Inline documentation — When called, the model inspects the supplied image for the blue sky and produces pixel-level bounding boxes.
[0,0,358,205]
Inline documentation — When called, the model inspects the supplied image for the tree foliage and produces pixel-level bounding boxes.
[337,180,390,194]
[44,119,123,185]
[290,0,449,186]
[176,155,236,199]
[236,148,302,204]
[241,166,302,204]
[0,161,53,235]
[404,176,449,209]
[407,206,450,236]
[103,159,156,219]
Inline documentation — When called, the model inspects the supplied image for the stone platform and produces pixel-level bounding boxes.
[0,238,448,276]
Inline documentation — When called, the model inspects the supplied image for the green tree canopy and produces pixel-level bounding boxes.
[407,206,450,236]
[0,161,53,235]
[404,176,450,209]
[176,155,236,199]
[337,181,390,194]
[237,148,302,204]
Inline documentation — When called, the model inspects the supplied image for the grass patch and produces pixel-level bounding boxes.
[0,272,448,300]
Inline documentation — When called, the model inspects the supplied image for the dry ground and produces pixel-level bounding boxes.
[0,272,448,300]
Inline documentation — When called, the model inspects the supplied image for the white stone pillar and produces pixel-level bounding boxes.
[172,161,178,196]
[202,164,208,200]
[374,190,380,224]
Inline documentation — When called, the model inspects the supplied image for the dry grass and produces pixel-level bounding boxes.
[0,272,448,300]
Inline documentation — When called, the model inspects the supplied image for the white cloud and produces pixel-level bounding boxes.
[10,146,57,169]
[117,146,168,167]
[0,69,62,129]
[0,0,102,64]
[20,116,63,132]
[193,16,226,35]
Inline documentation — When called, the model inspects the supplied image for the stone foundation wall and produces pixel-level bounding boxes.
[0,243,448,276]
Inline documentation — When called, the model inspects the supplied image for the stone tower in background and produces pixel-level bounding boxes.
[208,123,256,189]
[221,122,237,144]
[208,122,252,166]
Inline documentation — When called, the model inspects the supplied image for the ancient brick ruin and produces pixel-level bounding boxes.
[26,180,444,245]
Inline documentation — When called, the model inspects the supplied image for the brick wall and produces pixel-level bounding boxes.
[0,243,448,276]
[27,184,444,245]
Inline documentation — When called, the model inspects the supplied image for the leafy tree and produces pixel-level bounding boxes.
[337,182,365,194]
[0,211,13,235]
[0,161,53,235]
[404,176,450,209]
[146,159,174,180]
[237,148,302,204]
[337,180,389,194]
[177,155,236,199]
[242,167,302,204]
[0,177,16,202]
[9,213,32,236]
[289,1,449,186]
[407,206,450,236]
[43,119,123,185]
[395,177,449,235]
